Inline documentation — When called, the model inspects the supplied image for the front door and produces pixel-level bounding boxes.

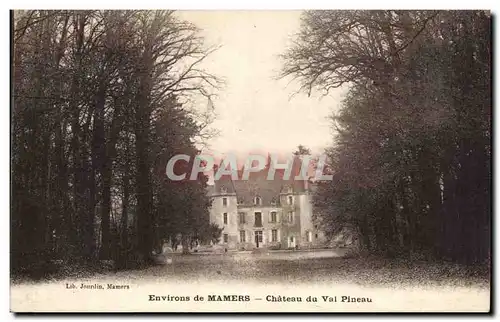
[255,231,263,248]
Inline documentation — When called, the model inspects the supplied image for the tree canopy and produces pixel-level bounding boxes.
[282,10,491,264]
[12,10,221,274]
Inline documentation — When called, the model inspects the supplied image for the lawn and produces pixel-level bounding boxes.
[10,249,490,312]
[92,249,490,288]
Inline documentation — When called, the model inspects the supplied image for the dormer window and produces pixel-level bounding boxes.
[287,195,293,205]
[271,197,277,206]
[221,186,227,194]
[287,186,293,193]
[254,196,262,206]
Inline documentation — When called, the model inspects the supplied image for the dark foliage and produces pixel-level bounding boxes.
[11,10,220,277]
[281,10,491,265]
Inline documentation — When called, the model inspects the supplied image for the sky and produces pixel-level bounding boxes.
[176,11,346,158]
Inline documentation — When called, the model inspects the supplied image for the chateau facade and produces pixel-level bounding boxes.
[207,160,326,250]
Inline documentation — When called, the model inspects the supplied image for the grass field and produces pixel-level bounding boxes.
[107,249,490,288]
[10,249,490,312]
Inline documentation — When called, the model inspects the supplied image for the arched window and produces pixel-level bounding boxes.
[254,196,262,205]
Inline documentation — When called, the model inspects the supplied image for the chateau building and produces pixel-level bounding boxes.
[207,158,327,250]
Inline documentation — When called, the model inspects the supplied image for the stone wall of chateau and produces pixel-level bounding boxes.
[209,191,326,250]
[235,206,281,250]
[298,193,328,248]
[210,192,238,249]
[278,193,302,249]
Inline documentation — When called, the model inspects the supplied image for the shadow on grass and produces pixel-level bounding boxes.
[118,250,491,288]
[11,249,490,288]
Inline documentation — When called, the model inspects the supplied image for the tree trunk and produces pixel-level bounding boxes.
[134,43,154,263]
[181,234,190,255]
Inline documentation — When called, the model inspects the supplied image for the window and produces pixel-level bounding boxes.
[306,231,312,242]
[237,197,244,204]
[223,213,228,225]
[271,197,277,206]
[270,211,277,223]
[240,230,246,243]
[315,233,318,239]
[287,195,293,205]
[272,229,278,242]
[288,211,294,223]
[222,198,228,207]
[254,196,262,205]
[254,212,262,227]
[255,231,263,243]
[221,186,227,193]
[287,187,293,193]
[223,234,228,243]
[239,212,246,224]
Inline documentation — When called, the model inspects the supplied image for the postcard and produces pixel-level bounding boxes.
[10,9,491,313]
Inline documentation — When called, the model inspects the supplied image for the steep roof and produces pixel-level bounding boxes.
[206,185,216,196]
[211,156,309,206]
